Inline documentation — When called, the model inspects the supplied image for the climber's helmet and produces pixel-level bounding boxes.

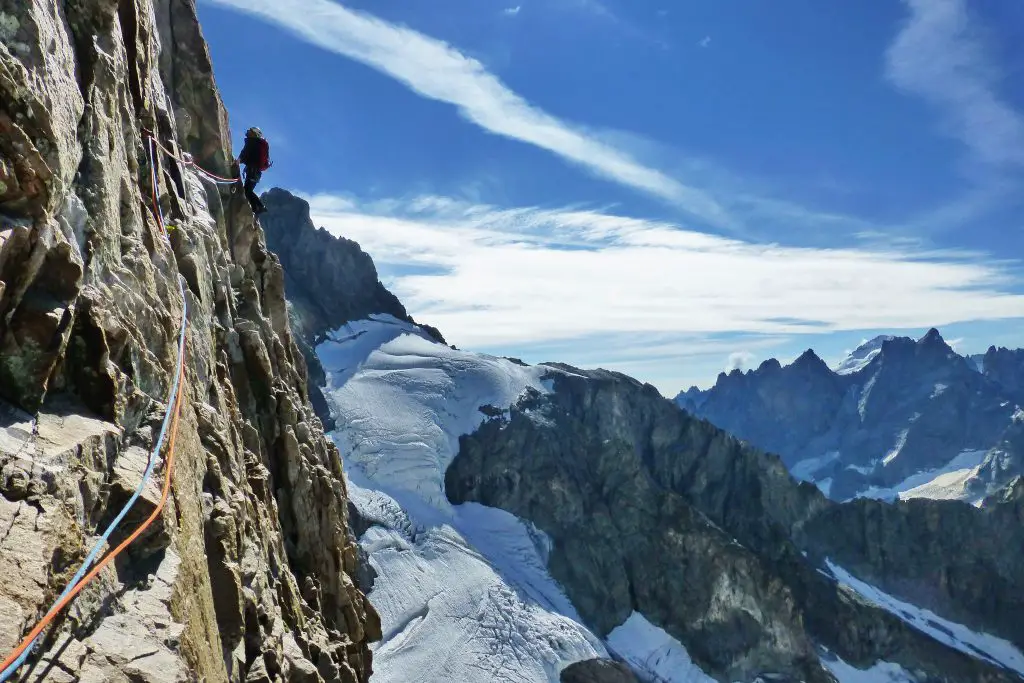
[246,127,263,139]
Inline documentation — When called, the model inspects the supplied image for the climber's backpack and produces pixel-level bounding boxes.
[256,138,272,172]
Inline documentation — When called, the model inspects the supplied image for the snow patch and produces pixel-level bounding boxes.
[835,336,893,376]
[859,450,989,503]
[607,612,716,683]
[819,651,915,683]
[790,451,840,482]
[826,560,1024,676]
[881,430,909,465]
[857,372,879,419]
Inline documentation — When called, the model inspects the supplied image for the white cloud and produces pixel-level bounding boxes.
[302,192,1024,351]
[698,35,711,48]
[503,6,521,16]
[204,0,727,223]
[886,0,1024,168]
[726,351,755,371]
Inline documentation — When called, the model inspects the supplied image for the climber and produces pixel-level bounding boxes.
[237,127,272,215]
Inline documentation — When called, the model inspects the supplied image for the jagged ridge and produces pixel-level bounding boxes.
[678,329,1023,501]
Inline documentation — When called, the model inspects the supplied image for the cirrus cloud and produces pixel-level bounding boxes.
[301,192,1024,349]
[886,0,1024,168]
[203,0,728,225]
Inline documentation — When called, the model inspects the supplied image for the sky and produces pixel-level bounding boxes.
[196,0,1024,395]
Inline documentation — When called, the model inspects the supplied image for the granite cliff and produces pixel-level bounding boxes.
[0,1,376,680]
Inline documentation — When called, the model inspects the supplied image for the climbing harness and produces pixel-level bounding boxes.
[0,134,195,681]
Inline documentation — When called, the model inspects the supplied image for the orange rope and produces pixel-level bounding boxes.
[0,346,187,672]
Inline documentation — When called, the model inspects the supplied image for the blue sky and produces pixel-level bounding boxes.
[196,0,1023,394]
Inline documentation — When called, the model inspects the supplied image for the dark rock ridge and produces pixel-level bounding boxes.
[678,329,1023,501]
[447,364,1024,683]
[983,346,1024,403]
[258,187,444,427]
[560,659,639,683]
[0,0,376,680]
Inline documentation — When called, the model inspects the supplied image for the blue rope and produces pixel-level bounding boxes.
[0,273,188,681]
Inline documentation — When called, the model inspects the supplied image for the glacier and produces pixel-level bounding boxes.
[318,316,714,682]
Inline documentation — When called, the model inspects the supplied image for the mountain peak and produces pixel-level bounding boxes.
[919,327,946,346]
[792,348,828,372]
[834,335,895,375]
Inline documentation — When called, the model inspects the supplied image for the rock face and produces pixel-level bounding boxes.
[447,365,1024,683]
[258,187,443,427]
[560,659,639,683]
[680,330,1023,501]
[0,1,376,681]
[258,188,414,343]
[983,346,1024,403]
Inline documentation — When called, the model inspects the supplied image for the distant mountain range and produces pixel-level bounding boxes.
[677,330,1024,503]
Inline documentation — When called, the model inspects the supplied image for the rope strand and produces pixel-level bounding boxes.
[0,276,189,682]
[0,342,187,677]
[0,131,194,681]
[147,133,240,185]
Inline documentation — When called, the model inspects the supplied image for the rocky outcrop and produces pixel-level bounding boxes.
[258,188,443,427]
[448,365,1024,683]
[560,659,639,683]
[983,346,1024,403]
[0,1,376,680]
[258,188,414,343]
[682,330,1022,501]
[802,495,1024,651]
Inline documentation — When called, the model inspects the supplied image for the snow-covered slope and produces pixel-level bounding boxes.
[607,613,715,683]
[834,336,895,375]
[318,316,710,682]
[857,449,990,504]
[819,652,915,683]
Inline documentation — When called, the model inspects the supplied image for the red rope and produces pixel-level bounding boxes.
[144,130,240,184]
